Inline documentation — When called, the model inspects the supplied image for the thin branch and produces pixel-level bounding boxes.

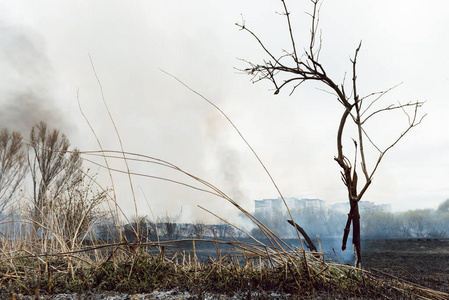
[281,0,300,68]
[307,0,319,61]
[360,83,403,116]
[235,23,285,70]
[360,127,382,153]
[361,101,424,125]
[367,103,426,183]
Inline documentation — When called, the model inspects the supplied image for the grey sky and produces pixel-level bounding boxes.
[1,1,448,224]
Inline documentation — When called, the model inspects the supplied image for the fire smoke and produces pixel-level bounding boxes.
[0,22,73,135]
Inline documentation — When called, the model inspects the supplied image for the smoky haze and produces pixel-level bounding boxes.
[0,0,448,226]
[0,23,73,136]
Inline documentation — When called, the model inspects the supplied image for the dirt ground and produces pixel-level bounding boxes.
[361,238,449,293]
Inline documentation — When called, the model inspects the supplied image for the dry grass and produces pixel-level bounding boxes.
[1,233,448,299]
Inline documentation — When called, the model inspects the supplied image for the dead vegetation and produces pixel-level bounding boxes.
[1,234,448,299]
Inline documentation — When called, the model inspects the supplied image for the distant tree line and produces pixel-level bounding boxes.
[95,215,238,242]
[251,199,449,240]
[362,200,449,239]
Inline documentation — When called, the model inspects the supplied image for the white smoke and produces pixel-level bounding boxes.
[0,22,74,135]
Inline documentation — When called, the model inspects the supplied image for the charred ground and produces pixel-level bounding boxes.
[362,238,449,293]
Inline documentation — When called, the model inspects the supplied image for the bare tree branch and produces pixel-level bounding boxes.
[359,83,402,115]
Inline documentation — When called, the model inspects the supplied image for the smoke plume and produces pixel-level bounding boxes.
[0,23,72,135]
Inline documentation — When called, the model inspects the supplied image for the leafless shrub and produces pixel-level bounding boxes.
[45,171,108,250]
[0,128,28,215]
[28,121,83,234]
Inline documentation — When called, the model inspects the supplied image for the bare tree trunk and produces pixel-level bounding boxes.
[342,200,361,266]
[351,201,361,267]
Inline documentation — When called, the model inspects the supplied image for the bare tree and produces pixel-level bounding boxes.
[28,121,82,232]
[237,0,425,266]
[0,128,28,215]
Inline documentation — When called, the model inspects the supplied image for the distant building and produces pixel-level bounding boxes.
[254,197,326,217]
[296,198,326,212]
[255,197,391,218]
[329,201,392,214]
[254,198,282,211]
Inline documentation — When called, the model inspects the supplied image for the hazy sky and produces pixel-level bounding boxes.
[1,1,448,224]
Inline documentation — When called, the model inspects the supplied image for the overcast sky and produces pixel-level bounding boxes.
[1,0,448,224]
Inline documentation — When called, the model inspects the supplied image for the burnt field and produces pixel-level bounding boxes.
[171,237,449,294]
[362,238,449,293]
[2,237,447,298]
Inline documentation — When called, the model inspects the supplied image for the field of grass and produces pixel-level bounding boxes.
[1,231,448,299]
